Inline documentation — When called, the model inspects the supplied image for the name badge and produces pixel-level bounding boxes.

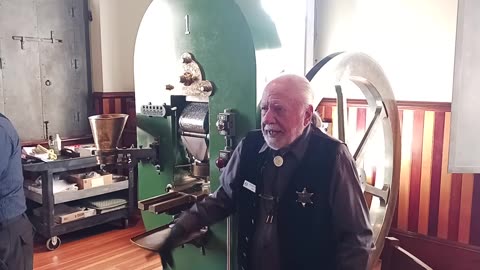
[243,180,256,193]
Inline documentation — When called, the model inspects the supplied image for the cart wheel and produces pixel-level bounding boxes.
[122,218,129,229]
[46,236,61,251]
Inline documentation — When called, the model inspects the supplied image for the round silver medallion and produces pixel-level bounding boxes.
[273,155,284,167]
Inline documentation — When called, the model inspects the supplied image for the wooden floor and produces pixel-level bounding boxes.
[34,218,381,270]
[33,219,162,270]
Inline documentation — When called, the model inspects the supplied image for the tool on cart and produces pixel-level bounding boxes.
[33,144,57,160]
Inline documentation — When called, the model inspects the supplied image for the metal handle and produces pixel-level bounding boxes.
[185,15,191,35]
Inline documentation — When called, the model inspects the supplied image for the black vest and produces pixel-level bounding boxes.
[235,128,342,270]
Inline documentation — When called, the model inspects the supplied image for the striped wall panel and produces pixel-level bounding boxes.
[317,99,479,248]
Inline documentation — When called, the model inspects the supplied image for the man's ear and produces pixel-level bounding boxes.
[304,105,314,126]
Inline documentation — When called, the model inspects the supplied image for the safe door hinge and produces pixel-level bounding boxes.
[0,58,3,69]
[70,7,75,18]
[74,111,80,122]
[71,58,79,70]
[12,31,62,50]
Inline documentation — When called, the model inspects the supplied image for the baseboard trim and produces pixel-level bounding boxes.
[92,91,135,98]
[389,229,480,270]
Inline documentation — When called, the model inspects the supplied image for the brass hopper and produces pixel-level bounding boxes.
[88,113,129,165]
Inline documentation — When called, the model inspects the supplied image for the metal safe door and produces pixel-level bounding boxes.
[37,0,90,137]
[0,0,90,140]
[0,0,44,139]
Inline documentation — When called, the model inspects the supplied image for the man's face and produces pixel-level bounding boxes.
[260,81,312,150]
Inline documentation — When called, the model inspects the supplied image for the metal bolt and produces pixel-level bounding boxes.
[200,83,212,92]
[180,72,194,86]
[181,53,192,63]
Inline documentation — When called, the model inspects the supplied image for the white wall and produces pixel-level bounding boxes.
[253,0,307,102]
[89,0,152,92]
[449,0,480,173]
[260,0,307,75]
[89,0,103,92]
[312,0,458,102]
[88,0,458,99]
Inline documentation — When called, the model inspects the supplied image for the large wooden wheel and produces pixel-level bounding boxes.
[306,52,401,268]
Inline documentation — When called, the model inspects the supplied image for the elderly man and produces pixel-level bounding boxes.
[0,113,34,270]
[160,74,373,270]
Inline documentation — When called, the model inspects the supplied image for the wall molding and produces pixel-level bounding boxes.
[389,229,480,270]
[92,91,135,98]
[318,98,452,112]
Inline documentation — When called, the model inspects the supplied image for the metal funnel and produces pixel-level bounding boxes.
[88,114,128,164]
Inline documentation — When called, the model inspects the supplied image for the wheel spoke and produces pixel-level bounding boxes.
[335,85,347,142]
[364,183,390,203]
[353,105,382,163]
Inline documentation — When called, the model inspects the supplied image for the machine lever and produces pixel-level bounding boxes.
[138,192,182,211]
[138,191,208,215]
[149,193,196,214]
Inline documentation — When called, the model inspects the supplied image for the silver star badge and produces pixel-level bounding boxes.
[296,187,314,207]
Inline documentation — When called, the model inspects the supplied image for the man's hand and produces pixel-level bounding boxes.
[157,225,186,269]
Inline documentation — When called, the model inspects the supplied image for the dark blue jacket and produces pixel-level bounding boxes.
[0,113,26,222]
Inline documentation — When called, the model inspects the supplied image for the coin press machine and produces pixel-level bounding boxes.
[90,0,401,269]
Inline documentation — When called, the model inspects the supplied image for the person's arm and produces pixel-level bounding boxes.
[0,126,13,175]
[329,144,374,270]
[174,140,244,233]
[159,141,245,269]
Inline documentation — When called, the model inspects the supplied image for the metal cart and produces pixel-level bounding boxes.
[23,156,135,250]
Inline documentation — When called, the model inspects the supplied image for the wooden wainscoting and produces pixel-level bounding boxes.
[318,98,480,269]
[388,229,480,270]
[92,92,136,148]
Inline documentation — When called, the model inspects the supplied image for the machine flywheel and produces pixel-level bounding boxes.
[306,52,401,268]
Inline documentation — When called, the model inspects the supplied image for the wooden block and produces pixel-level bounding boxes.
[67,173,113,190]
[53,206,96,224]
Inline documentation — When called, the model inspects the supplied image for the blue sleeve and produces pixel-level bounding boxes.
[0,126,13,175]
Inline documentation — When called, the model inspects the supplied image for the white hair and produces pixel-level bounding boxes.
[266,73,314,107]
[311,111,323,128]
[267,74,324,128]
